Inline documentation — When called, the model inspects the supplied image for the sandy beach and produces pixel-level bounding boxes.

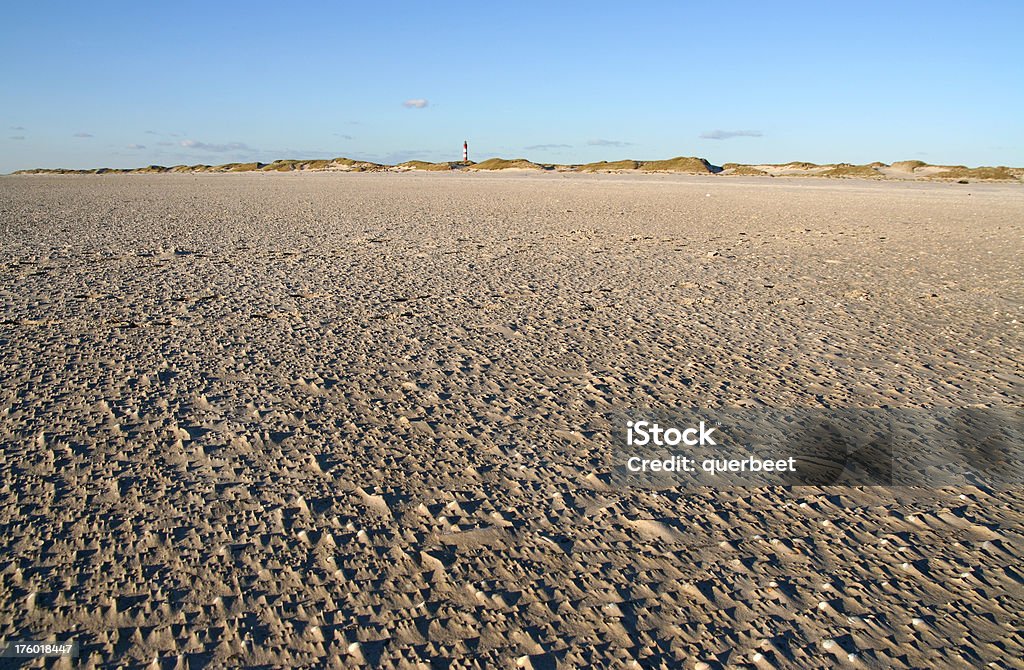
[1,172,1021,668]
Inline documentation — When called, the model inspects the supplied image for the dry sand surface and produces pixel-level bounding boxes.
[0,172,1021,668]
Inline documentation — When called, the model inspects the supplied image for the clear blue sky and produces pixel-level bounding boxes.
[2,1,1022,172]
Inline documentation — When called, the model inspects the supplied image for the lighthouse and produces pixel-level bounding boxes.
[463,140,468,162]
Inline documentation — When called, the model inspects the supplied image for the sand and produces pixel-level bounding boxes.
[0,172,1021,668]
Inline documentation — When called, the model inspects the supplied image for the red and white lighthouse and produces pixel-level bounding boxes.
[463,140,468,162]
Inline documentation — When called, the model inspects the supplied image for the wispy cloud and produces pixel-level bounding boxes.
[588,139,633,147]
[333,133,354,140]
[357,149,438,165]
[74,132,94,138]
[9,135,25,140]
[700,129,762,140]
[179,139,253,152]
[126,143,146,150]
[384,149,435,163]
[402,98,429,109]
[11,126,26,131]
[525,143,572,150]
[270,147,346,158]
[144,130,159,135]
[157,141,174,147]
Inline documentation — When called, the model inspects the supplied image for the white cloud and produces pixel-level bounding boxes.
[361,149,437,164]
[127,143,146,150]
[700,129,762,140]
[588,139,633,147]
[74,132,94,138]
[525,143,572,150]
[403,98,429,109]
[179,139,253,152]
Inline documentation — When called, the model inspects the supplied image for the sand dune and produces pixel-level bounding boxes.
[13,157,1024,182]
[0,172,1021,667]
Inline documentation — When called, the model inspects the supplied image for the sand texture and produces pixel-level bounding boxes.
[0,172,1021,668]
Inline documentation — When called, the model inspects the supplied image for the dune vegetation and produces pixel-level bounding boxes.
[820,164,884,178]
[723,164,769,176]
[578,160,642,172]
[929,166,1020,181]
[469,158,543,170]
[397,160,472,171]
[10,156,1022,182]
[638,156,717,173]
[891,160,928,171]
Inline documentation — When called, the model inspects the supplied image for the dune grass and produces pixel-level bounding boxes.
[579,160,638,172]
[578,160,641,172]
[638,156,715,173]
[891,160,928,171]
[820,164,882,178]
[470,158,542,170]
[261,160,301,172]
[331,157,387,171]
[775,161,820,169]
[398,160,461,171]
[204,162,262,172]
[928,166,1019,181]
[224,162,264,172]
[725,165,768,176]
[260,158,381,171]
[568,156,716,173]
[10,155,1022,181]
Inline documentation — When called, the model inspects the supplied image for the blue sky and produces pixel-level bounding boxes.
[2,2,1022,172]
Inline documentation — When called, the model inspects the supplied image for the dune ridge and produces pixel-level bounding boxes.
[11,156,1024,181]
